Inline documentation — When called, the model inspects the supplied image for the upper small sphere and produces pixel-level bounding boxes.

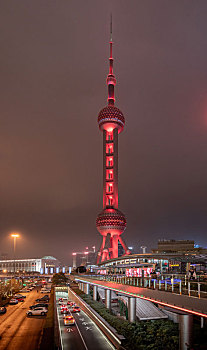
[98,105,125,133]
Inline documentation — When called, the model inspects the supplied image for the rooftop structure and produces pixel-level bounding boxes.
[152,240,196,253]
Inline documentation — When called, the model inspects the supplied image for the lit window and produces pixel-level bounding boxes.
[106,143,114,154]
[106,157,113,167]
[107,196,113,206]
[106,132,113,141]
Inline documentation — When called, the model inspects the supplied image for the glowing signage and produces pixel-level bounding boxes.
[126,267,153,277]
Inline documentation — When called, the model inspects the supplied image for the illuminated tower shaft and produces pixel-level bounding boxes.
[96,27,130,264]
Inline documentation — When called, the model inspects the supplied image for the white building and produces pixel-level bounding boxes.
[0,256,60,273]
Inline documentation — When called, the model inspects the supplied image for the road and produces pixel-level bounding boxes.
[56,291,115,350]
[0,288,46,350]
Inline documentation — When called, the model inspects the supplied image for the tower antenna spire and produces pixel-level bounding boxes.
[110,13,112,41]
[107,14,116,105]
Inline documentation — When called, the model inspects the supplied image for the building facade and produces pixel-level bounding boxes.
[0,256,60,273]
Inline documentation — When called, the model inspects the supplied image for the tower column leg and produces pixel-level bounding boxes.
[97,236,107,263]
[111,234,119,259]
[119,236,129,254]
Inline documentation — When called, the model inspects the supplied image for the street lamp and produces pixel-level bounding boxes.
[11,233,20,276]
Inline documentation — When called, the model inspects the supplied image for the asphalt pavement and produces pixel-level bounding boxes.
[56,291,115,350]
[0,288,46,350]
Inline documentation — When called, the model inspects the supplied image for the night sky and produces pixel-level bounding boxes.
[0,1,207,264]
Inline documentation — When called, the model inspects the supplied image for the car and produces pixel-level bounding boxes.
[67,301,76,306]
[36,299,49,303]
[0,307,7,315]
[71,307,80,313]
[40,289,48,293]
[63,315,75,326]
[9,299,18,305]
[14,294,26,299]
[36,296,49,302]
[60,305,67,311]
[19,289,30,293]
[30,303,49,310]
[61,307,69,314]
[27,307,48,316]
[16,297,25,302]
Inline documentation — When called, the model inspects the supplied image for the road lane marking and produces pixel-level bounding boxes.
[67,303,88,350]
[73,318,89,350]
[56,299,64,350]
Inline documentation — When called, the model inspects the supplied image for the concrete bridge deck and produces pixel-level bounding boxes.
[75,276,207,318]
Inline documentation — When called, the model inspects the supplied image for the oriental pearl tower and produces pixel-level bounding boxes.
[96,21,130,263]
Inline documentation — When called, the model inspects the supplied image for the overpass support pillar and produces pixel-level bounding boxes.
[93,285,98,301]
[81,282,84,292]
[128,297,136,323]
[84,283,89,294]
[179,314,193,350]
[105,289,111,310]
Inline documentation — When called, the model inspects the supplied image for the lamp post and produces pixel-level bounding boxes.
[11,233,20,277]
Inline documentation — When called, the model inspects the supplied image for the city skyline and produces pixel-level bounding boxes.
[0,1,207,264]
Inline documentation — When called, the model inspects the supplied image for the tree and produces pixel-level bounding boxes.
[76,266,86,273]
[52,272,68,285]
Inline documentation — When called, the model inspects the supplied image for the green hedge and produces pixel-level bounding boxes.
[74,288,179,350]
[39,288,55,350]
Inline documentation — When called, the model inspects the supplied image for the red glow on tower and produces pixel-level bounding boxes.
[96,21,130,264]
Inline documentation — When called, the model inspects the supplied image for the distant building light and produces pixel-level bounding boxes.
[128,247,133,250]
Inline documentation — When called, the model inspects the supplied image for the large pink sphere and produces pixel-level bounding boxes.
[96,208,127,237]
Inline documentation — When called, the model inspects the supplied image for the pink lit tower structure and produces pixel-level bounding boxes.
[96,22,130,263]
